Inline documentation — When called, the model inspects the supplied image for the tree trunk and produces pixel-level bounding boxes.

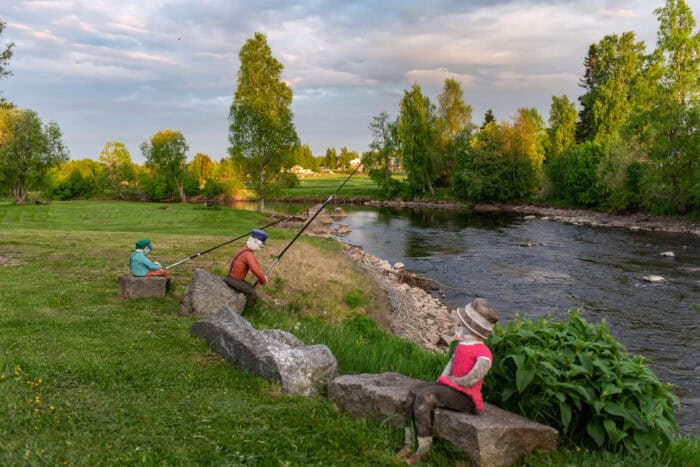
[13,179,26,204]
[177,181,187,203]
[258,167,265,212]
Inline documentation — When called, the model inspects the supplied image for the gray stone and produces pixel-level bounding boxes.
[659,251,675,257]
[328,372,558,466]
[191,309,337,396]
[118,275,166,299]
[434,405,558,467]
[181,269,246,316]
[642,275,665,283]
[330,206,348,219]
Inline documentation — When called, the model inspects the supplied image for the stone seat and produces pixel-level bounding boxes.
[118,275,166,299]
[328,372,558,467]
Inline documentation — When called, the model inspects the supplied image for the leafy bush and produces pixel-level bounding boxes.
[277,171,300,189]
[545,142,603,206]
[483,311,678,456]
[453,124,540,202]
[47,168,98,200]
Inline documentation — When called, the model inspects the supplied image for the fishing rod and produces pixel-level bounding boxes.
[254,165,362,286]
[164,216,291,270]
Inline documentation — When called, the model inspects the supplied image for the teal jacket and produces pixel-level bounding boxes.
[130,251,162,276]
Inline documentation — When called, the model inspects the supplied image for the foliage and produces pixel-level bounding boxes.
[0,18,13,80]
[291,144,318,170]
[46,159,103,200]
[481,109,496,129]
[545,95,577,160]
[435,79,474,187]
[98,141,135,199]
[484,311,679,456]
[546,141,605,207]
[577,32,645,144]
[229,32,299,212]
[366,112,400,196]
[0,106,68,203]
[595,139,645,212]
[453,122,540,202]
[276,171,299,189]
[397,83,438,195]
[323,147,338,170]
[629,0,700,214]
[188,152,215,189]
[141,129,189,202]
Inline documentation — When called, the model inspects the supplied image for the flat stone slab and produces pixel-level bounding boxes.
[181,269,246,316]
[118,275,166,299]
[329,373,558,467]
[191,309,337,396]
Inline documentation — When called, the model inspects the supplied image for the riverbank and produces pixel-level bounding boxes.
[364,199,700,237]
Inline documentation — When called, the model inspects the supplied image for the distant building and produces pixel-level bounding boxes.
[349,158,362,170]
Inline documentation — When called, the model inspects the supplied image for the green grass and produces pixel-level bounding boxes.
[1,200,697,466]
[275,173,381,200]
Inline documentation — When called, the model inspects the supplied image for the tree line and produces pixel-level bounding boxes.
[362,0,699,215]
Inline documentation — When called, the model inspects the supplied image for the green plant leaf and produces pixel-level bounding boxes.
[559,402,572,430]
[516,361,535,393]
[586,419,605,446]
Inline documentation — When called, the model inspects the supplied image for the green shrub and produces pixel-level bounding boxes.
[483,311,678,456]
[545,142,605,207]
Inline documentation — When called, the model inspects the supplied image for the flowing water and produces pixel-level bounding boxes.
[230,201,700,433]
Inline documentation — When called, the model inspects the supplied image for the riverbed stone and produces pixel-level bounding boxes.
[118,275,166,299]
[642,275,665,282]
[328,372,558,466]
[659,251,675,257]
[191,309,337,396]
[330,207,348,219]
[181,268,246,316]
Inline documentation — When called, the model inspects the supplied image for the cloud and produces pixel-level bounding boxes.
[405,68,477,88]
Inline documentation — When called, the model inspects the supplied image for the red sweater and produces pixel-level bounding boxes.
[228,247,268,285]
[437,342,492,411]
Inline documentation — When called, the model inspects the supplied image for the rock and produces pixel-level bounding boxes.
[330,207,348,219]
[328,373,418,429]
[524,215,536,220]
[473,204,503,214]
[393,262,405,271]
[118,275,167,299]
[659,251,675,257]
[328,373,558,466]
[191,309,337,396]
[181,269,246,316]
[434,405,558,467]
[642,275,665,283]
[333,224,352,235]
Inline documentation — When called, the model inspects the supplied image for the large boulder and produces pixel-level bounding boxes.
[118,275,166,299]
[181,269,246,316]
[329,373,558,467]
[191,309,337,396]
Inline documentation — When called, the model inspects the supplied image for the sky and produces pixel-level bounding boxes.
[2,0,698,163]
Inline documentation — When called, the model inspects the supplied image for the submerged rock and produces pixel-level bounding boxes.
[659,251,675,257]
[643,275,665,283]
[330,207,348,220]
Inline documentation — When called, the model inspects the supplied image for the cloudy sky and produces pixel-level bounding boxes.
[2,0,696,162]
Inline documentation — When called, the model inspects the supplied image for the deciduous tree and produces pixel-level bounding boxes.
[141,129,189,202]
[0,106,68,203]
[98,141,134,199]
[397,83,438,194]
[366,112,398,191]
[228,32,299,212]
[545,95,577,159]
[0,19,14,81]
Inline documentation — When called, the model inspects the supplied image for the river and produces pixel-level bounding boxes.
[231,201,700,434]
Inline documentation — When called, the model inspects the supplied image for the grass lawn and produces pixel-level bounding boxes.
[1,200,696,466]
[275,173,382,201]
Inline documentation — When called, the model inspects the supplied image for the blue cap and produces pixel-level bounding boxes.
[251,229,268,245]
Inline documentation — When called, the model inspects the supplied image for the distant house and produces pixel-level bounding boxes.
[289,165,315,175]
[349,158,362,170]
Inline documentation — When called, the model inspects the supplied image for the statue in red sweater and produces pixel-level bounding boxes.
[400,298,499,464]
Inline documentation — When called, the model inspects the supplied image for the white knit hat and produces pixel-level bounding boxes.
[456,298,498,339]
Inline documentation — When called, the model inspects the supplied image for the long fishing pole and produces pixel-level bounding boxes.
[164,216,290,270]
[254,165,362,286]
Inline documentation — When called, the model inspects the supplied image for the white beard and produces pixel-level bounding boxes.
[246,237,263,251]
